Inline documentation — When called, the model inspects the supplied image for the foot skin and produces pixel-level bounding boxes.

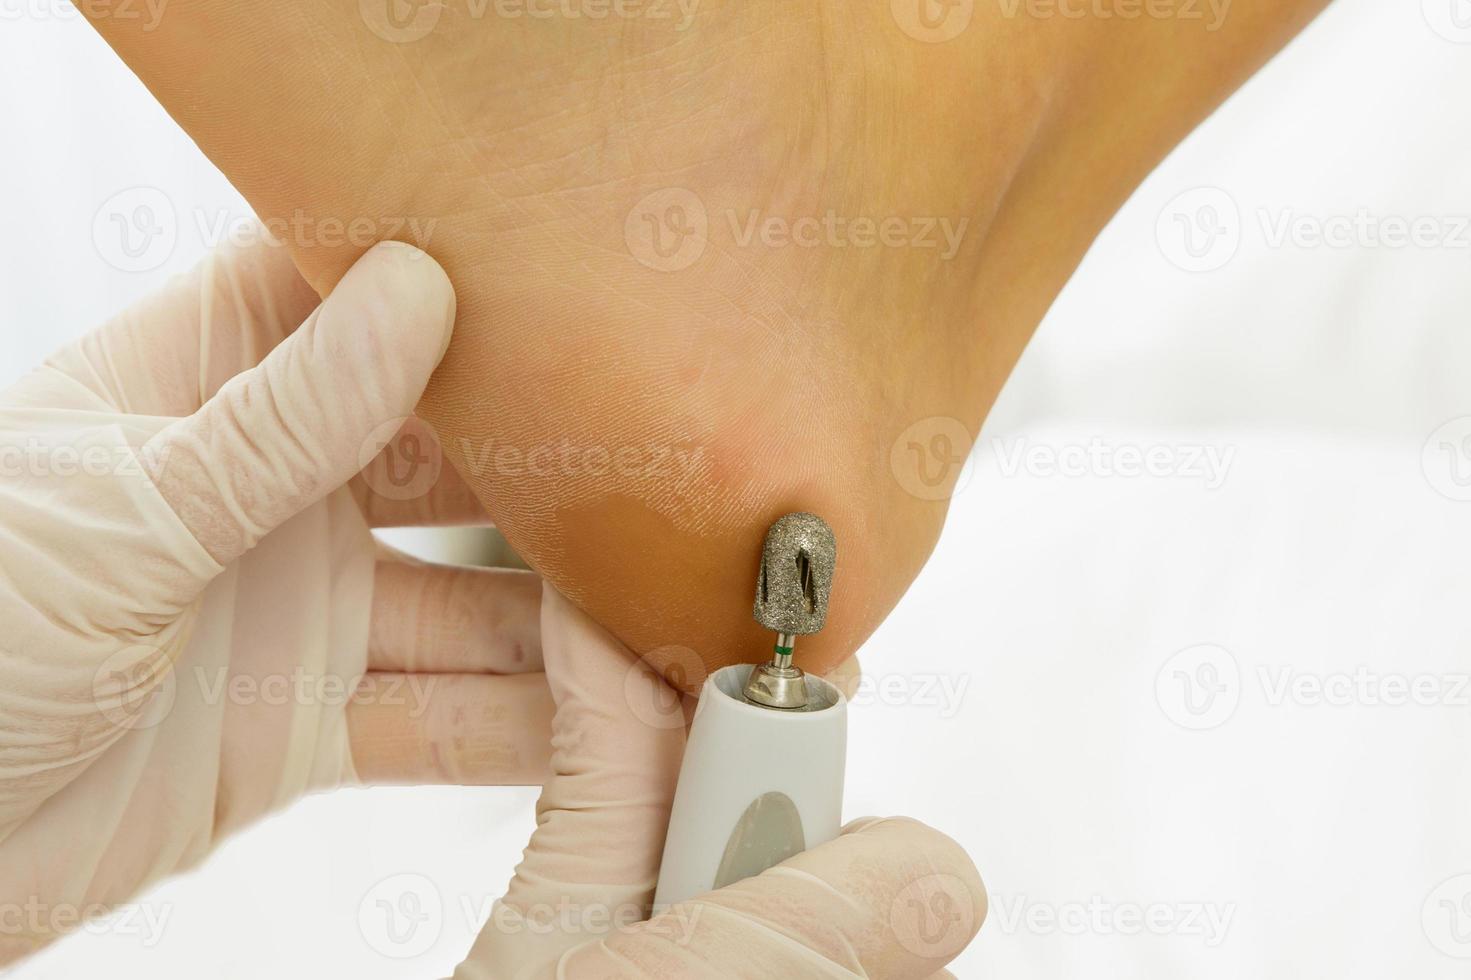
[82,0,1326,683]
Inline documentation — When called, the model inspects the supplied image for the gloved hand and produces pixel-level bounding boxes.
[0,236,553,964]
[455,585,986,980]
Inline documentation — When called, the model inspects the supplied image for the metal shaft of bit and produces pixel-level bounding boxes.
[743,513,837,710]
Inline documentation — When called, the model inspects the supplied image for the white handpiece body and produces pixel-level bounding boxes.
[654,664,847,909]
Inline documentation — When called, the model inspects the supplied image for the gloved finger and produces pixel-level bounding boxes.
[46,232,319,416]
[822,653,861,701]
[560,816,986,980]
[454,584,685,979]
[144,241,455,567]
[347,672,553,786]
[350,428,491,527]
[369,558,542,674]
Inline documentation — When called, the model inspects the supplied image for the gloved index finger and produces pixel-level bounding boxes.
[46,233,320,417]
[453,584,686,980]
[143,241,454,567]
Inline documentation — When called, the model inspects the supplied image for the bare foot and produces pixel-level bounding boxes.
[83,0,1326,682]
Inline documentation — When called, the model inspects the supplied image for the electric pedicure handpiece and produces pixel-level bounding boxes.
[654,512,848,909]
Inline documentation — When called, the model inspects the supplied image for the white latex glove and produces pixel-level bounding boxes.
[0,237,553,964]
[456,585,987,980]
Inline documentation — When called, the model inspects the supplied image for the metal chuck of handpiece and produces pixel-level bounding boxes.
[743,512,838,710]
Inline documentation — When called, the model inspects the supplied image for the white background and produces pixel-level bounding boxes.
[4,0,1471,976]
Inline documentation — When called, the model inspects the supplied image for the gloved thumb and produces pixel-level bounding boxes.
[559,816,985,979]
[144,241,454,567]
[454,585,685,979]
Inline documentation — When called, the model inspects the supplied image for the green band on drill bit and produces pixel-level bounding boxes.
[774,644,794,656]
